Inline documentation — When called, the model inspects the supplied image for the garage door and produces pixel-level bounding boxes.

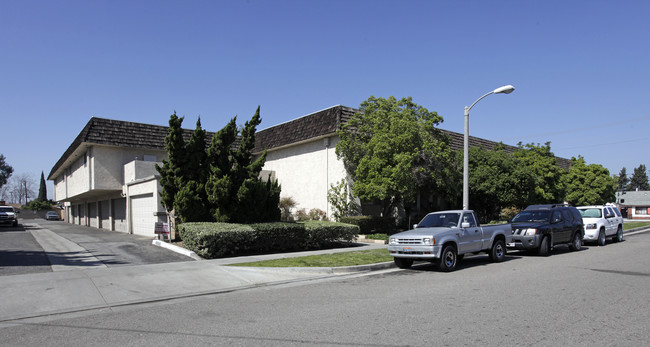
[88,202,98,228]
[113,198,127,233]
[131,193,155,236]
[99,200,110,230]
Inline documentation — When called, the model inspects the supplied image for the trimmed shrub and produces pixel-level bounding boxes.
[178,221,359,259]
[339,215,396,234]
[301,220,358,248]
[178,222,256,258]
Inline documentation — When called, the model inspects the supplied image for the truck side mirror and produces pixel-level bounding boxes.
[461,222,470,228]
[412,224,418,229]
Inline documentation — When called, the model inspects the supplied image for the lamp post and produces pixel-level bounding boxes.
[463,85,515,210]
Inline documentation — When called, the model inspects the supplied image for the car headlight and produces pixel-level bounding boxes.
[586,223,597,229]
[524,228,537,236]
[389,238,397,245]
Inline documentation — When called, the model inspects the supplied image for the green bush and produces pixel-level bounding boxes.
[301,220,358,248]
[178,220,359,259]
[339,216,396,234]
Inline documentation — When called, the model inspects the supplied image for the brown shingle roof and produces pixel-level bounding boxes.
[253,105,356,152]
[49,105,572,179]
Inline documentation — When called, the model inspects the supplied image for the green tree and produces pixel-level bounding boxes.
[327,179,359,221]
[0,154,13,190]
[512,142,566,203]
[37,171,47,202]
[617,167,629,190]
[156,112,187,215]
[205,117,238,221]
[336,96,456,216]
[628,164,650,190]
[174,118,211,223]
[563,156,616,205]
[205,107,280,223]
[468,144,535,221]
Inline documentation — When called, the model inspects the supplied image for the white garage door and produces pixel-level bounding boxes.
[131,193,155,236]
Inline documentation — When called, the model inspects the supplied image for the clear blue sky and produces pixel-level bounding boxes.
[2,0,649,199]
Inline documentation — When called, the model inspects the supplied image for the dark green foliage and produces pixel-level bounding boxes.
[174,119,211,222]
[302,220,358,248]
[0,154,13,190]
[563,156,616,205]
[37,171,47,202]
[205,107,280,223]
[468,144,536,221]
[157,107,281,224]
[178,221,359,259]
[231,178,281,223]
[512,142,567,204]
[155,112,186,212]
[23,199,54,211]
[617,167,629,190]
[336,96,458,216]
[628,164,650,191]
[339,215,396,234]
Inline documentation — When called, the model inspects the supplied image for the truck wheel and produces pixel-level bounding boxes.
[489,240,506,262]
[613,226,623,243]
[438,245,457,272]
[538,236,550,256]
[597,229,606,246]
[394,258,413,269]
[569,232,582,251]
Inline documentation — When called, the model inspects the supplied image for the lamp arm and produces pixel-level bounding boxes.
[465,91,494,114]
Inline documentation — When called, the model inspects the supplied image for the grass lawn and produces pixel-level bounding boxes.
[228,248,393,267]
[626,221,650,229]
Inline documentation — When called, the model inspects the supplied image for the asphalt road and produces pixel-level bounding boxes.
[0,219,191,276]
[1,230,648,346]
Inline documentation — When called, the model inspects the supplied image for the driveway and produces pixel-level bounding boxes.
[0,217,193,276]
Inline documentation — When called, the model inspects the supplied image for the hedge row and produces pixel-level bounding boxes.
[338,216,396,235]
[178,221,359,259]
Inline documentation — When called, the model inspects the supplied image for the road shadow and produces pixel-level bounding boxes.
[402,253,522,273]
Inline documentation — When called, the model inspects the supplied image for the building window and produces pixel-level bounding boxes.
[635,207,649,215]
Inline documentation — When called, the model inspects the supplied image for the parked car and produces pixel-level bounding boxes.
[0,206,19,227]
[577,205,624,245]
[387,210,512,272]
[507,204,584,255]
[45,211,61,221]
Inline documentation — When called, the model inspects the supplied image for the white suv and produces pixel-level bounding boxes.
[577,205,624,246]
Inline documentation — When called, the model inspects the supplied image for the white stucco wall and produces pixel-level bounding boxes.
[65,155,90,198]
[52,145,167,201]
[261,135,347,219]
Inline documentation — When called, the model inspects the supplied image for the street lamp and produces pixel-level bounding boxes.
[463,85,515,210]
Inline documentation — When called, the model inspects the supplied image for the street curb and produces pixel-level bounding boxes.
[152,240,201,261]
[228,261,396,274]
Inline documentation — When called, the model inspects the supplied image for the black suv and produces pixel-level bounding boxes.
[507,204,584,255]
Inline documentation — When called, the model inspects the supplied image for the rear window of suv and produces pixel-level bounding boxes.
[579,208,602,218]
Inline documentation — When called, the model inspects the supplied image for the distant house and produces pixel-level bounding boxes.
[48,105,572,237]
[617,190,650,219]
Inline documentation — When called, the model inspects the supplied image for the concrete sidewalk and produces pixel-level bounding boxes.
[0,223,390,322]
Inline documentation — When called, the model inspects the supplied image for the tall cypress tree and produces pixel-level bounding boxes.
[37,171,47,202]
[628,164,650,191]
[174,118,211,222]
[205,107,280,223]
[205,117,238,222]
[155,112,186,212]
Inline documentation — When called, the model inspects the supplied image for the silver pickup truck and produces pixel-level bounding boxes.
[387,210,512,272]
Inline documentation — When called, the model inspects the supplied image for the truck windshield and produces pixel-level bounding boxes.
[417,213,460,228]
[512,210,550,223]
[0,207,14,213]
